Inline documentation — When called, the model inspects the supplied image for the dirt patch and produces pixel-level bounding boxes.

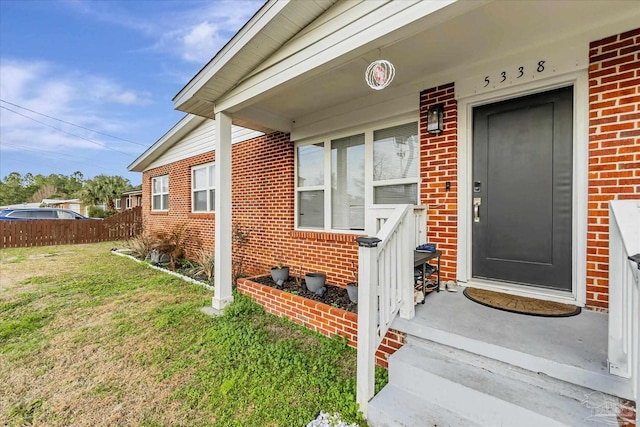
[1,247,91,295]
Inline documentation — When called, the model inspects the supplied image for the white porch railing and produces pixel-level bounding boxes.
[608,200,639,414]
[356,204,425,416]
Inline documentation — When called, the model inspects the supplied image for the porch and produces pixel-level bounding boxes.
[367,290,636,426]
[357,201,638,425]
[394,290,624,398]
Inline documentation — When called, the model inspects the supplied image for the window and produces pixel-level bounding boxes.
[296,120,419,231]
[152,175,169,211]
[57,210,75,219]
[126,197,131,209]
[115,199,121,209]
[192,163,215,212]
[297,143,324,228]
[373,122,419,205]
[331,134,364,230]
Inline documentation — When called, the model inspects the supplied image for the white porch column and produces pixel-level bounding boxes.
[212,111,233,311]
[355,236,381,418]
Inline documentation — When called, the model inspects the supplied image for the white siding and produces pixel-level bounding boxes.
[146,120,263,170]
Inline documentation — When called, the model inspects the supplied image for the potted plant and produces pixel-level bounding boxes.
[270,254,289,286]
[346,262,358,304]
[305,272,326,294]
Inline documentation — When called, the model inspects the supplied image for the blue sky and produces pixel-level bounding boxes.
[0,0,264,186]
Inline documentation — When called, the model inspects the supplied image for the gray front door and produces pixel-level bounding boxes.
[472,86,573,291]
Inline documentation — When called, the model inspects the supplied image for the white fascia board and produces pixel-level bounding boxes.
[245,0,385,78]
[173,0,290,109]
[128,114,206,172]
[215,0,464,113]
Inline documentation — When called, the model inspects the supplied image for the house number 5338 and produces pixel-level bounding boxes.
[483,61,546,87]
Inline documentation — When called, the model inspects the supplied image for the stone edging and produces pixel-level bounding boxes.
[110,249,215,292]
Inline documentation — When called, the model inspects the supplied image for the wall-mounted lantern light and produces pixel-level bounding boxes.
[426,105,444,134]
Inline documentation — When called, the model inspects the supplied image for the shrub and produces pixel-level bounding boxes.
[127,233,154,260]
[232,223,252,282]
[152,223,188,271]
[192,247,215,282]
[88,206,106,218]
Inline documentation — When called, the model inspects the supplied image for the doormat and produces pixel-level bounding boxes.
[463,287,581,317]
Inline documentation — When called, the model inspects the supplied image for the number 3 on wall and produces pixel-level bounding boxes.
[481,60,546,90]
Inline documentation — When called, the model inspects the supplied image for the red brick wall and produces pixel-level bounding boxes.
[231,132,363,285]
[587,28,640,309]
[142,151,215,257]
[419,83,458,283]
[237,276,406,368]
[142,133,362,285]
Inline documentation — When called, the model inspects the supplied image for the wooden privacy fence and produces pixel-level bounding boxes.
[0,206,142,249]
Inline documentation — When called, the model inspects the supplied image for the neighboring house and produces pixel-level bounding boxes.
[114,189,143,212]
[42,199,93,217]
[130,1,639,425]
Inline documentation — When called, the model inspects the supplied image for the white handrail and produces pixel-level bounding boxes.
[608,200,639,411]
[356,204,419,416]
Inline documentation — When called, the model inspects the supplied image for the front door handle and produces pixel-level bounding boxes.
[473,198,481,223]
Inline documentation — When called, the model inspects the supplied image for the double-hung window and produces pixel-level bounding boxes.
[331,134,365,230]
[192,163,215,212]
[296,143,324,228]
[152,175,169,211]
[126,197,131,209]
[372,122,419,204]
[296,119,418,231]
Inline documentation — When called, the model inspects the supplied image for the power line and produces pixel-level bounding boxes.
[0,105,135,156]
[1,143,128,174]
[0,157,115,177]
[0,99,148,147]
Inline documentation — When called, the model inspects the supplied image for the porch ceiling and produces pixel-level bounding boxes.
[180,0,640,137]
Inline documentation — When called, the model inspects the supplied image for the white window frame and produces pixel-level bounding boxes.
[125,197,131,209]
[151,175,169,211]
[115,199,121,209]
[295,116,419,232]
[191,163,215,213]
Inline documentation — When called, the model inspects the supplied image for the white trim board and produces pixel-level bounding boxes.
[456,71,589,307]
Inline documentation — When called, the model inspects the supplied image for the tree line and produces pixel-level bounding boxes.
[0,171,137,213]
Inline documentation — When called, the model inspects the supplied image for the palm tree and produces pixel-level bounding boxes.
[80,175,131,212]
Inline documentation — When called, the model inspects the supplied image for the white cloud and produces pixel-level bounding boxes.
[181,21,221,63]
[62,0,264,66]
[85,76,152,106]
[0,59,149,154]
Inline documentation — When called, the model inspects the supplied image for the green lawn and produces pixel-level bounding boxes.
[0,242,386,426]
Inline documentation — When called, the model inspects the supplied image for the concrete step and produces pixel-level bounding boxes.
[368,338,622,427]
[367,384,484,427]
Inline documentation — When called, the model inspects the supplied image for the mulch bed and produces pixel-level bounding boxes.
[143,257,356,314]
[252,275,358,314]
